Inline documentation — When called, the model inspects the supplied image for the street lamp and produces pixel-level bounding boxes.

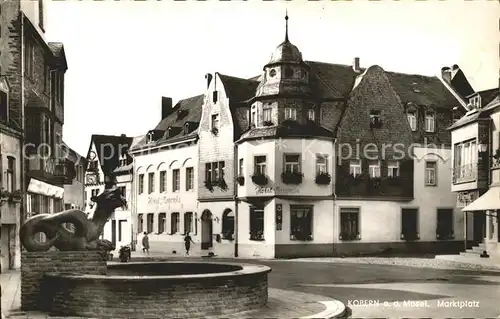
[478,143,488,153]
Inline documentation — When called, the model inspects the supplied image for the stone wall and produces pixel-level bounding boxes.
[21,251,107,311]
[46,265,269,318]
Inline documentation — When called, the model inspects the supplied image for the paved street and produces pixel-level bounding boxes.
[4,257,500,318]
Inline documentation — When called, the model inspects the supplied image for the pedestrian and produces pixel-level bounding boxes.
[142,232,149,254]
[184,232,195,256]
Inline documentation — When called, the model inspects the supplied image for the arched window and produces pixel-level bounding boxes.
[284,67,294,78]
[221,209,235,240]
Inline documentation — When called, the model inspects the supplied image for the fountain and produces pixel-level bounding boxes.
[19,183,271,318]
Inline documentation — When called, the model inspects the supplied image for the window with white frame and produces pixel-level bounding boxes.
[171,212,180,234]
[368,160,380,178]
[469,95,481,108]
[251,110,257,127]
[172,169,180,191]
[119,153,127,167]
[453,139,477,182]
[148,172,155,194]
[138,174,144,194]
[407,111,417,131]
[307,109,315,121]
[205,161,225,182]
[425,161,437,186]
[184,212,194,234]
[340,207,360,241]
[263,108,272,122]
[238,158,244,176]
[284,154,300,173]
[158,213,166,233]
[387,160,399,177]
[254,156,267,175]
[159,171,167,193]
[349,159,361,176]
[425,112,435,132]
[316,154,328,174]
[185,167,194,191]
[284,108,297,120]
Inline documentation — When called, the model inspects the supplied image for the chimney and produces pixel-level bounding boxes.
[161,97,173,120]
[353,57,361,73]
[441,67,451,83]
[205,73,213,89]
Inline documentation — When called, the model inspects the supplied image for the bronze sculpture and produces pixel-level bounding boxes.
[20,185,127,252]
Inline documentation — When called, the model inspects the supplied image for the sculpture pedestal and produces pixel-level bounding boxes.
[21,251,107,311]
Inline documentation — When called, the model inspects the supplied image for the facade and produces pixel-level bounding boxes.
[83,134,133,251]
[62,144,86,210]
[130,97,201,255]
[127,16,465,259]
[449,79,500,258]
[1,0,75,270]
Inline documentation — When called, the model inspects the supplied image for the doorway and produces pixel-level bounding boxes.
[201,210,213,250]
[473,211,486,246]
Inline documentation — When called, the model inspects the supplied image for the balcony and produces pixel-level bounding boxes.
[27,157,75,185]
[452,163,477,184]
[336,174,413,199]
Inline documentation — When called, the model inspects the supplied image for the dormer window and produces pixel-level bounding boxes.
[184,123,190,134]
[284,67,294,78]
[211,114,220,130]
[469,95,481,109]
[425,112,435,132]
[119,153,127,167]
[307,109,315,121]
[269,69,277,78]
[0,78,9,123]
[147,132,154,143]
[285,108,297,120]
[407,111,417,131]
[369,110,382,128]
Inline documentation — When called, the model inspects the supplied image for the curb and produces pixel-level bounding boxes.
[301,300,346,319]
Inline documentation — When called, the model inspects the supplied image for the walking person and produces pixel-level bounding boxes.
[184,232,195,256]
[142,232,150,254]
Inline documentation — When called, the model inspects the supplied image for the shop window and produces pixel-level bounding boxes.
[249,206,264,241]
[221,209,235,240]
[290,205,313,241]
[340,208,360,241]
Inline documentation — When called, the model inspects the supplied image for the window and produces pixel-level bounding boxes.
[238,158,244,176]
[205,161,225,182]
[249,206,264,240]
[211,114,220,130]
[425,112,435,132]
[91,189,99,198]
[369,110,382,128]
[138,174,144,194]
[254,156,267,175]
[349,159,361,176]
[387,161,399,177]
[7,156,15,191]
[269,69,276,78]
[137,214,144,233]
[340,208,359,240]
[159,171,167,193]
[401,208,418,240]
[118,220,126,241]
[290,205,313,241]
[437,209,454,239]
[24,38,34,78]
[469,95,481,108]
[407,111,417,131]
[368,160,380,178]
[119,154,127,167]
[316,154,328,174]
[158,213,166,233]
[284,154,301,173]
[453,140,477,183]
[171,212,180,234]
[148,172,155,194]
[308,109,315,121]
[284,108,297,120]
[284,67,294,78]
[172,169,180,192]
[251,110,257,127]
[425,161,437,186]
[184,212,193,234]
[118,186,126,198]
[147,132,154,143]
[221,210,235,239]
[0,90,8,123]
[185,167,194,191]
[146,213,154,233]
[263,108,272,122]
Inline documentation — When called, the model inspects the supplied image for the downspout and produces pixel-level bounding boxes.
[20,13,26,227]
[233,143,239,257]
[332,138,337,252]
[131,155,136,251]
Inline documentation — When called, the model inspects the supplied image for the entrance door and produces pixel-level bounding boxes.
[201,210,213,250]
[473,211,486,245]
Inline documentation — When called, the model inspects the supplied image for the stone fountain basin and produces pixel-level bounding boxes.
[44,261,271,318]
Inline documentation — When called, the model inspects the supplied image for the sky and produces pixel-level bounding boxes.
[44,0,500,156]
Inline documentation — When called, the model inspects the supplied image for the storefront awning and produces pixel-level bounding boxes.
[461,187,500,212]
[28,179,64,199]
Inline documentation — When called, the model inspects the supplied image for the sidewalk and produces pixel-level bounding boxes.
[435,254,500,269]
[1,271,21,318]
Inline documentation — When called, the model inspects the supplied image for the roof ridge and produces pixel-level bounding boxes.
[218,73,259,83]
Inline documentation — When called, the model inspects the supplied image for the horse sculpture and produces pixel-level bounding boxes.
[20,186,127,252]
